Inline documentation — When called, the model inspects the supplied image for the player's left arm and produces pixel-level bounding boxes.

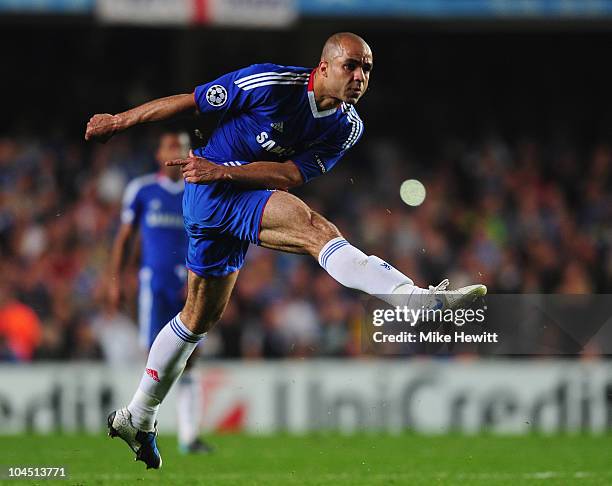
[218,160,305,190]
[166,111,363,190]
[166,153,304,191]
[166,140,353,191]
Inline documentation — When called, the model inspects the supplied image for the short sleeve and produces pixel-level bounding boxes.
[291,145,346,184]
[292,113,364,183]
[194,64,275,115]
[121,179,143,225]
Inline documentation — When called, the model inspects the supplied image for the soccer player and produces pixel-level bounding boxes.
[108,131,212,454]
[86,32,486,469]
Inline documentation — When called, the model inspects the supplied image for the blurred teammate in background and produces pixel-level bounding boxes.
[108,131,212,455]
[86,32,485,469]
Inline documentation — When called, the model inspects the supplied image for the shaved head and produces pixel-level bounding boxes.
[321,32,371,62]
[315,32,373,106]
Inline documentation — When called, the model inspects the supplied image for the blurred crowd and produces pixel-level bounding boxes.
[0,132,610,362]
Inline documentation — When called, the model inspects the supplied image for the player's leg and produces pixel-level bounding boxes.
[110,269,237,469]
[258,191,423,302]
[138,279,207,452]
[127,269,238,432]
[109,268,179,469]
[112,183,254,468]
[150,278,212,454]
[258,191,485,305]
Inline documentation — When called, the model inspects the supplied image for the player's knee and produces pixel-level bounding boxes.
[305,211,341,255]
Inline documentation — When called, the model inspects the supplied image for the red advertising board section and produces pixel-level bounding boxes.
[95,0,297,27]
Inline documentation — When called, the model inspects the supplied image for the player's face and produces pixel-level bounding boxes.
[327,43,373,105]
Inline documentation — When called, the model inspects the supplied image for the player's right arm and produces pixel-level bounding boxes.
[85,64,275,143]
[85,93,196,143]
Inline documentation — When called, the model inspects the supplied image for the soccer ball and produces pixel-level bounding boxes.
[206,85,227,107]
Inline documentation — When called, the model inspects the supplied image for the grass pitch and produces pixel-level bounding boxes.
[0,433,610,485]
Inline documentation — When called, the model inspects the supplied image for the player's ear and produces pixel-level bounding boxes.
[318,60,329,77]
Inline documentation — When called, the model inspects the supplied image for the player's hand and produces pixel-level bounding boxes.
[85,113,121,143]
[166,151,225,184]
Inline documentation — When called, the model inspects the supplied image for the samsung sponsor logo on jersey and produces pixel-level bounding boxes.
[145,211,184,229]
[256,131,295,157]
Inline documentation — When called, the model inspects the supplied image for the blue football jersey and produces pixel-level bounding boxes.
[193,63,364,183]
[121,174,187,274]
